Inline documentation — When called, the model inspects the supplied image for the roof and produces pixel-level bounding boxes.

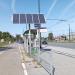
[23,29,37,35]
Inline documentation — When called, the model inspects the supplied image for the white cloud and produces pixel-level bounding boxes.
[59,0,75,18]
[11,0,16,13]
[46,0,58,18]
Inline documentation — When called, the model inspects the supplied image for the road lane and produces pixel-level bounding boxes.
[0,43,24,75]
[52,52,75,75]
[48,42,75,49]
[41,45,75,75]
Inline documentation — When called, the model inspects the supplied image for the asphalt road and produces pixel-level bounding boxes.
[48,42,75,49]
[40,45,75,75]
[1,43,74,75]
[0,43,24,75]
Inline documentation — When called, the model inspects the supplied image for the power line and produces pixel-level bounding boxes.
[46,19,67,29]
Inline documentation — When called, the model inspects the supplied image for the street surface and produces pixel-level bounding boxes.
[41,45,75,75]
[0,43,24,75]
[0,43,75,75]
[48,42,75,49]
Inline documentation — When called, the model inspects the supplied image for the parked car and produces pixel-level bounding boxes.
[42,41,47,44]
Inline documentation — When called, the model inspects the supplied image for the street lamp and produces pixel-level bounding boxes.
[46,19,67,21]
[38,0,40,14]
[46,19,71,41]
[69,24,71,41]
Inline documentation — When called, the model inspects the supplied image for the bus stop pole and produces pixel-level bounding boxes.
[29,24,31,55]
[37,28,41,62]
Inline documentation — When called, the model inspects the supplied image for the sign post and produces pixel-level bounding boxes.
[28,24,31,55]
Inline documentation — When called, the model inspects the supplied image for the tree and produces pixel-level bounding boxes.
[2,32,10,41]
[16,35,23,42]
[2,32,15,42]
[0,31,15,42]
[48,33,54,40]
[0,31,2,40]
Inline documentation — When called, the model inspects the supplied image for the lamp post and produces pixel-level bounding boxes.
[69,24,71,41]
[38,0,40,14]
[37,0,41,63]
[38,0,42,49]
[47,19,71,41]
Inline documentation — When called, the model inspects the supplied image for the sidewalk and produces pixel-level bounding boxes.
[20,44,49,75]
[24,55,49,75]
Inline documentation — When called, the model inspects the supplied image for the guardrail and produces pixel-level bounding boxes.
[33,55,55,75]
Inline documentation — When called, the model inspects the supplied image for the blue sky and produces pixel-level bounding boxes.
[0,0,75,37]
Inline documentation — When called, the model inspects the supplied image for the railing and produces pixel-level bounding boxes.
[33,54,55,75]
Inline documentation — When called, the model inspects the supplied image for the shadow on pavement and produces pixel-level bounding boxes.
[41,47,51,51]
[40,47,51,54]
[0,47,13,51]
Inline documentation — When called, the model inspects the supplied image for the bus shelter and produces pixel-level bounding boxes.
[23,29,39,56]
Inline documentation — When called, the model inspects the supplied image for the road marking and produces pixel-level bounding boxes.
[19,44,28,75]
[0,52,4,55]
[24,70,28,75]
[22,63,26,70]
[22,63,28,75]
[0,52,2,54]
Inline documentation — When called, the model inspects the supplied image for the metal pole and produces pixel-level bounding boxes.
[38,0,40,14]
[38,0,42,48]
[26,24,28,53]
[29,24,31,55]
[36,0,41,62]
[69,24,70,41]
[26,24,27,30]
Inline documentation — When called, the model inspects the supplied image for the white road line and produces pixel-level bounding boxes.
[22,63,26,70]
[24,70,28,75]
[18,45,22,53]
[19,45,28,75]
[22,63,28,75]
[0,52,4,55]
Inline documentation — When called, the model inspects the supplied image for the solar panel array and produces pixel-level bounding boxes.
[13,14,19,24]
[13,14,45,24]
[20,14,26,23]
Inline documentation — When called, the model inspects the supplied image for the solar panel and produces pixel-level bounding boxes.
[33,14,39,24]
[26,14,33,23]
[13,14,19,24]
[38,14,45,23]
[13,14,45,24]
[20,14,26,23]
